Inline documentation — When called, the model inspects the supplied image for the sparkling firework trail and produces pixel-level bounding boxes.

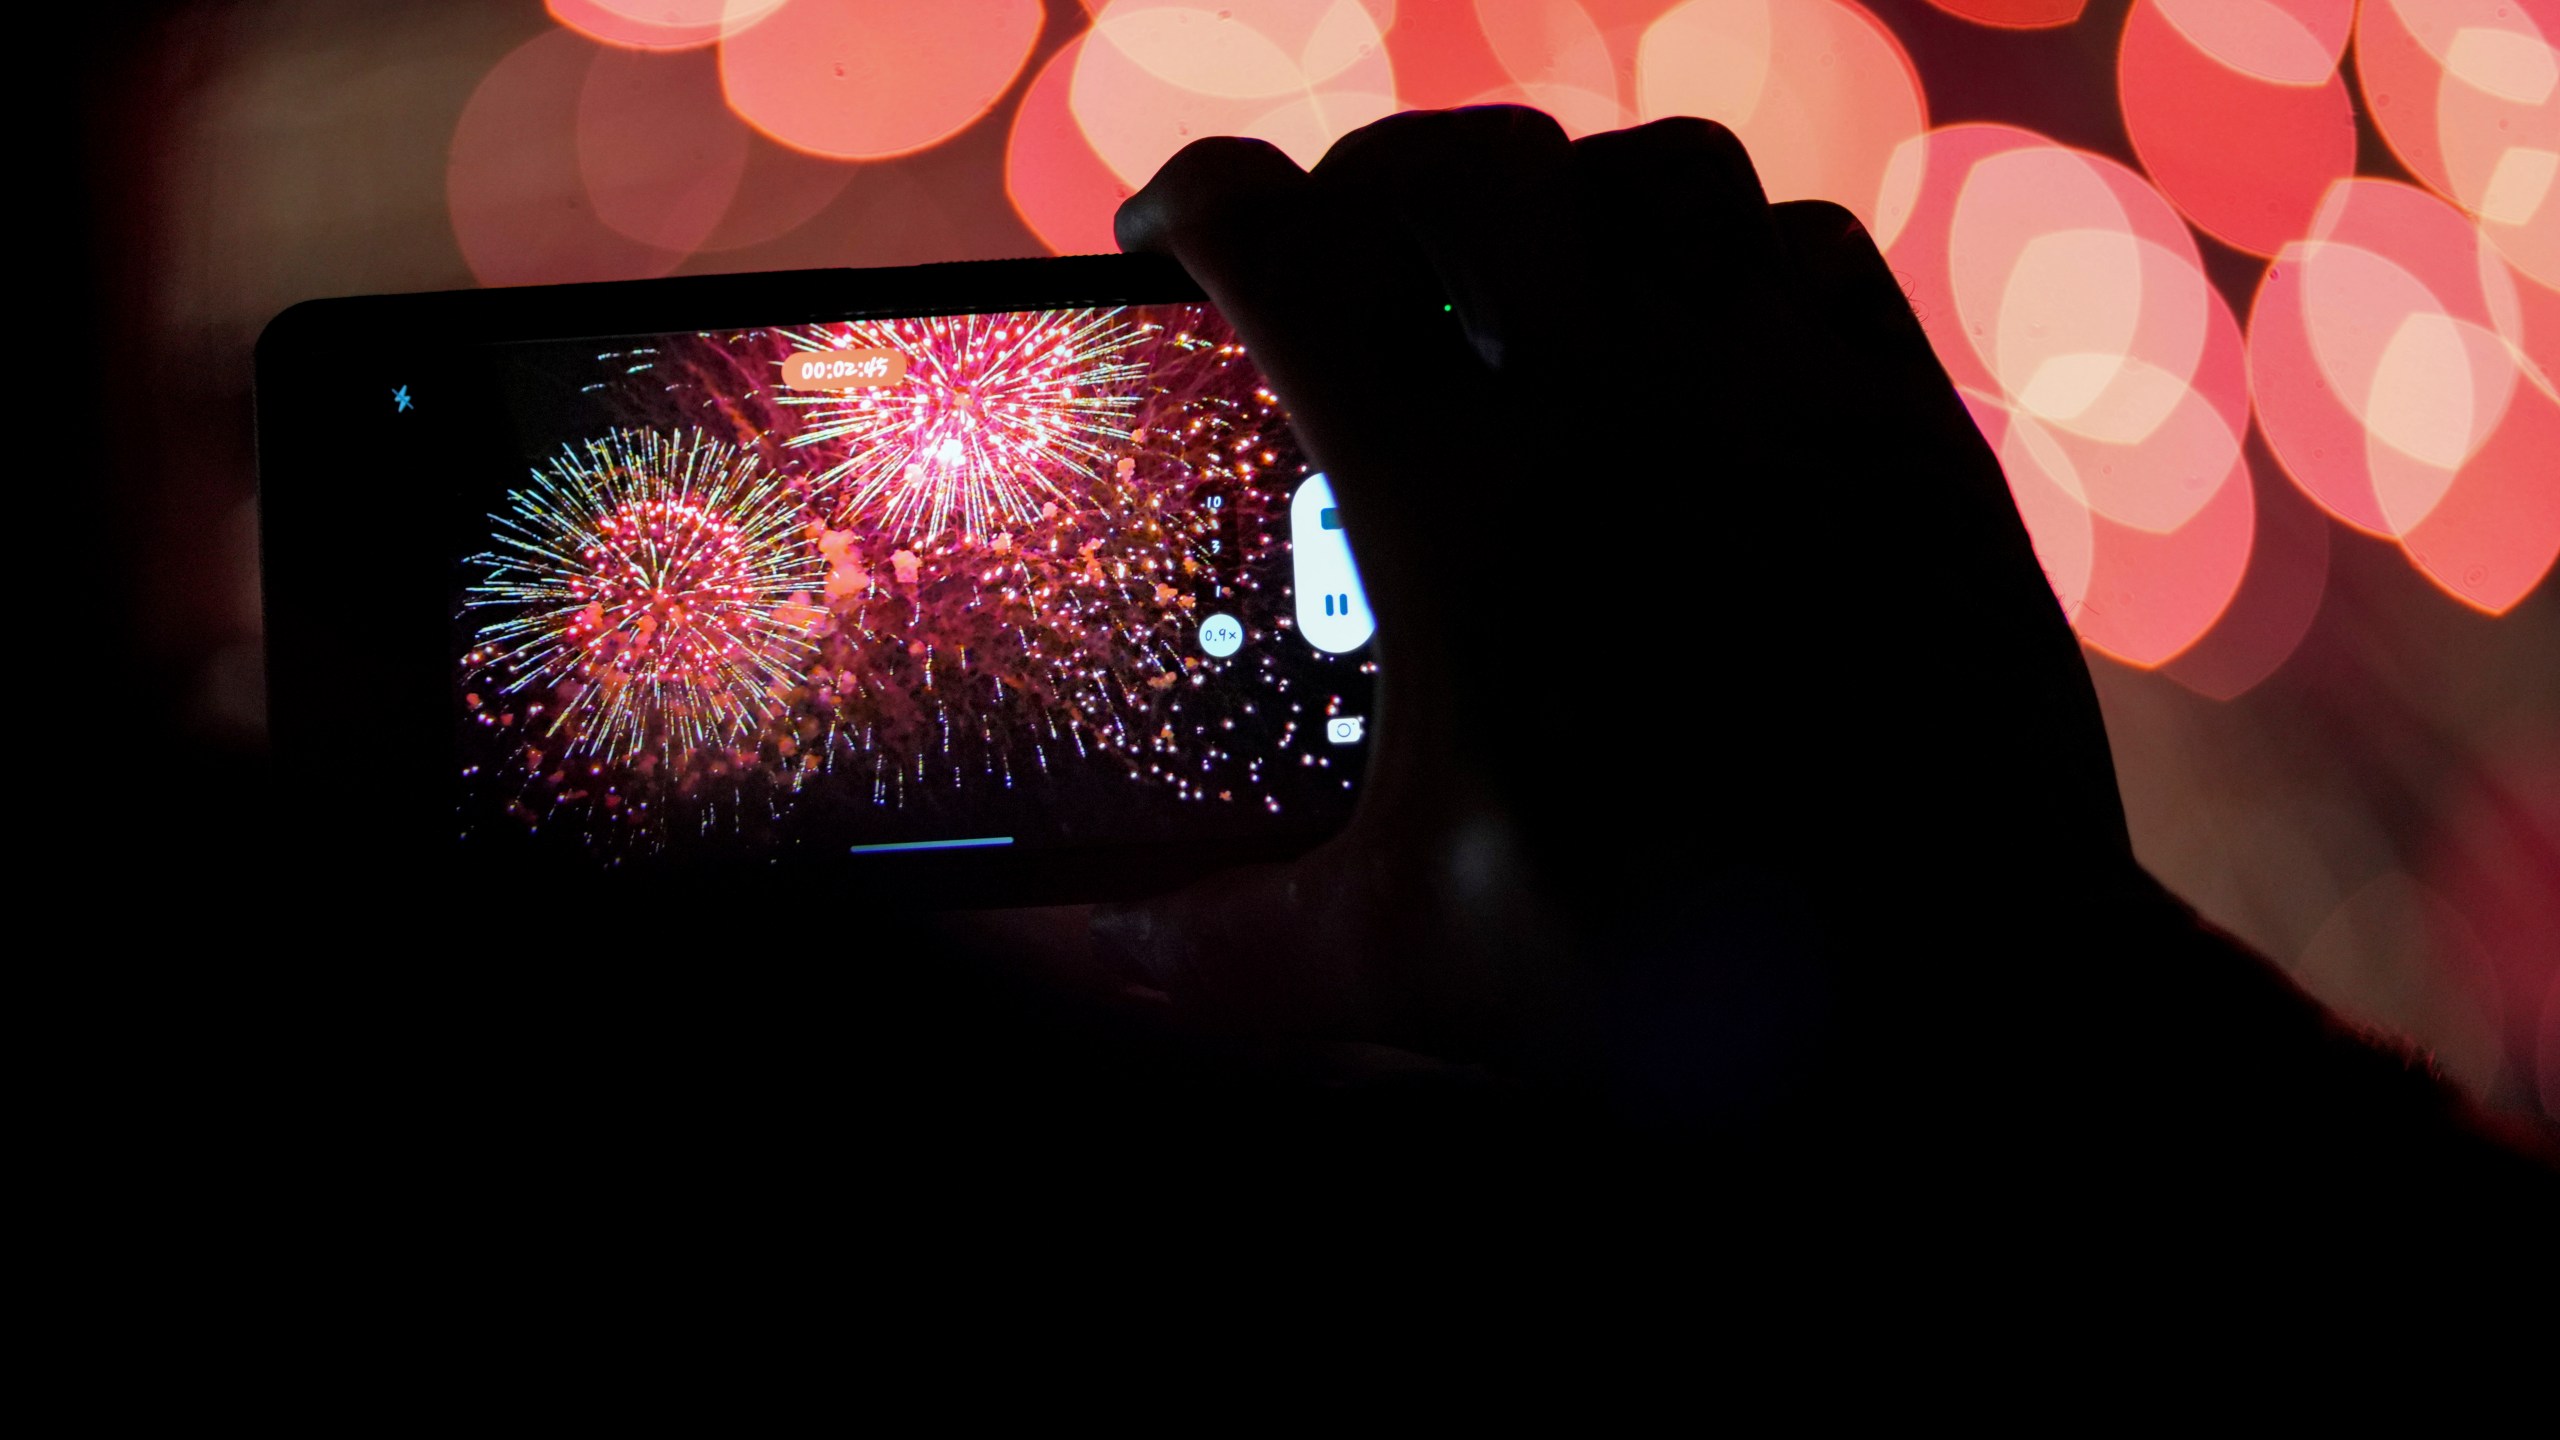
[784,317,1305,807]
[778,309,1147,541]
[465,428,824,767]
[455,309,1358,851]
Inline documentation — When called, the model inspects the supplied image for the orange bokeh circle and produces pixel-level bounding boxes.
[1008,34,1133,256]
[1633,0,1927,241]
[548,0,786,51]
[1068,0,1400,183]
[719,0,1043,160]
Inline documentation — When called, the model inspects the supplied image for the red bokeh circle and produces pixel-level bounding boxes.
[2358,0,2560,290]
[2251,179,2559,611]
[1889,124,2260,664]
[1634,0,1927,238]
[2149,0,2350,85]
[2119,0,2357,258]
[1921,0,2086,27]
[1007,34,1133,256]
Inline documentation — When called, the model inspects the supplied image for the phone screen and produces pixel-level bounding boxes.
[423,300,1374,867]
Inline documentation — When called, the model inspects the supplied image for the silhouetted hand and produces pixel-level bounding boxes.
[1090,108,2140,1123]
[1095,108,2556,1191]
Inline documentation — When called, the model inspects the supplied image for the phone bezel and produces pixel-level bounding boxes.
[255,255,1362,908]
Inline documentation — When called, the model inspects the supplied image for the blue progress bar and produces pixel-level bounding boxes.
[846,835,1016,855]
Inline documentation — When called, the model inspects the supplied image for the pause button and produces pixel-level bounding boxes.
[1290,474,1373,654]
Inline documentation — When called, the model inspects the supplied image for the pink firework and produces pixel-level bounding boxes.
[465,427,822,766]
[777,308,1148,542]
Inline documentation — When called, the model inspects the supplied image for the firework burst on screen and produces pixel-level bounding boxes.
[463,427,825,771]
[776,308,1148,541]
[458,311,1349,848]
[781,317,1316,810]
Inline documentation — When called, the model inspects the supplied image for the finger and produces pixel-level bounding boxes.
[1769,199,2068,640]
[1567,117,1798,367]
[1766,202,2131,868]
[1115,136,1477,485]
[1116,136,1494,763]
[1770,203,1939,382]
[1310,105,1585,373]
[1558,118,1810,624]
[1765,199,2058,615]
[1300,108,1594,731]
[1769,200,1976,441]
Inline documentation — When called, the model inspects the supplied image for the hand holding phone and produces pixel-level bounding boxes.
[1097,107,2145,1116]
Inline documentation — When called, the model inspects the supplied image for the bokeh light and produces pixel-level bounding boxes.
[1921,0,2086,27]
[1887,123,2257,665]
[1008,34,1131,255]
[691,135,860,254]
[576,44,751,254]
[424,6,2560,694]
[2358,0,2560,291]
[1963,387,2095,620]
[1070,0,1400,182]
[547,0,788,50]
[2484,223,2560,382]
[2149,0,2351,85]
[1634,0,1926,238]
[2159,464,2330,701]
[2119,0,2357,257]
[719,0,1044,159]
[130,0,2560,1125]
[2396,379,2560,613]
[2249,178,2560,612]
[450,28,689,286]
[1469,0,1629,134]
[2072,453,2256,668]
[1387,0,1517,109]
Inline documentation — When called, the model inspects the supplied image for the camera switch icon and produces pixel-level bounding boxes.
[1325,715,1366,745]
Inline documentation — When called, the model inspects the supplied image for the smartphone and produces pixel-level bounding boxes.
[256,256,1375,904]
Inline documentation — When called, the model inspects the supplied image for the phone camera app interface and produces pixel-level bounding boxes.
[451,304,1374,861]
